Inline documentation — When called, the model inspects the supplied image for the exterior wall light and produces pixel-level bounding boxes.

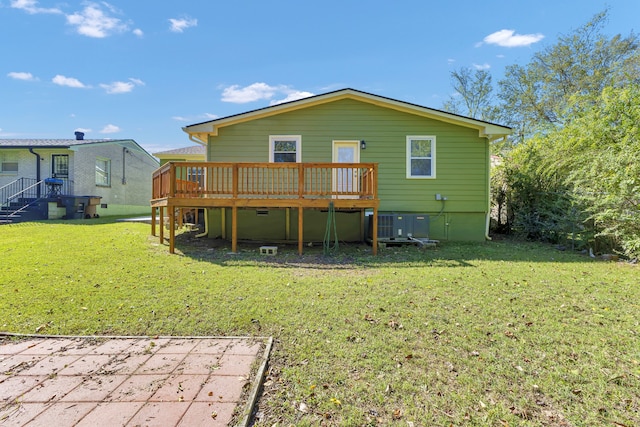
[360,140,366,149]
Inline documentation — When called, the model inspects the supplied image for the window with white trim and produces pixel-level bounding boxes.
[406,136,435,178]
[0,153,19,174]
[95,157,111,186]
[269,135,301,163]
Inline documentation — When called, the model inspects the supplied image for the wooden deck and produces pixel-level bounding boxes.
[150,162,380,254]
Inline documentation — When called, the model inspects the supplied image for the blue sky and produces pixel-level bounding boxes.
[1,0,637,155]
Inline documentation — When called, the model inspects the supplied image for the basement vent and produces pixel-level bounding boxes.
[256,209,270,217]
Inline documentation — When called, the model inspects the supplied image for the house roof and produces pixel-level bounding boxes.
[153,145,206,157]
[183,88,512,143]
[0,139,118,148]
[0,138,159,164]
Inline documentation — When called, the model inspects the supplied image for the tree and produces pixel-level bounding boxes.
[498,10,639,142]
[442,67,499,122]
[502,84,640,257]
[561,85,640,257]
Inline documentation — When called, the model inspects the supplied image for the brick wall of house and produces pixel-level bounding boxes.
[73,142,157,215]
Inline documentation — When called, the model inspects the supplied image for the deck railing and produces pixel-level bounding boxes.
[152,162,378,201]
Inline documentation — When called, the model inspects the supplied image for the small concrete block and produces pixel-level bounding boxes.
[259,246,277,255]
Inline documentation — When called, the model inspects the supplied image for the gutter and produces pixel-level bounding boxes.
[28,148,42,198]
[188,133,207,145]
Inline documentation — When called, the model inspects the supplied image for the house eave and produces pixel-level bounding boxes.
[182,88,512,142]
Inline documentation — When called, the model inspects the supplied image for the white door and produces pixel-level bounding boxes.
[332,141,360,198]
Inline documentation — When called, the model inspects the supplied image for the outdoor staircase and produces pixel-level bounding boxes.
[0,198,46,224]
[0,178,48,224]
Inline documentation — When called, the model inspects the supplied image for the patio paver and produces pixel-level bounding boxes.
[0,335,270,426]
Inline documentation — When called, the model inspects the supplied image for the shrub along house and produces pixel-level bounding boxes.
[0,133,158,223]
[150,88,511,254]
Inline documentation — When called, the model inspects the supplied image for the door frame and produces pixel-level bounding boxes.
[332,140,361,198]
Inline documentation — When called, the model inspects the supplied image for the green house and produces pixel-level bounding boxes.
[152,88,510,253]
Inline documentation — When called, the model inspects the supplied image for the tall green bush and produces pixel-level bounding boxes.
[498,85,640,258]
[498,138,585,244]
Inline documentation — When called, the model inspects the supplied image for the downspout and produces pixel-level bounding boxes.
[485,138,494,241]
[195,209,209,238]
[122,147,129,184]
[29,148,42,198]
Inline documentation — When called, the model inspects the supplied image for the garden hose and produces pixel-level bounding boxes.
[323,201,339,255]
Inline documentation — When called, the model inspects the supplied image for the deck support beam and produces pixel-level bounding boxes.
[231,205,238,253]
[151,207,156,236]
[169,208,175,254]
[372,206,378,255]
[221,208,226,239]
[285,208,291,240]
[159,206,164,244]
[298,206,304,255]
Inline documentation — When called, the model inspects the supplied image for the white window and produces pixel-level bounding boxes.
[0,153,19,174]
[406,136,436,178]
[96,157,111,186]
[269,135,301,163]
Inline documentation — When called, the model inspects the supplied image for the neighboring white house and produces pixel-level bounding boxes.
[0,133,158,221]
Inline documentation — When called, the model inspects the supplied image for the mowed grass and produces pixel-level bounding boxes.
[1,219,638,426]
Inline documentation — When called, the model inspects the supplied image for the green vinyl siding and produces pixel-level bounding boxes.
[206,208,361,242]
[207,98,490,241]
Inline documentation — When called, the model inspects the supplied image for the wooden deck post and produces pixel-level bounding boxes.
[169,208,176,254]
[285,208,291,240]
[151,207,156,236]
[298,206,304,255]
[221,208,226,239]
[372,206,378,255]
[159,206,164,243]
[231,205,238,253]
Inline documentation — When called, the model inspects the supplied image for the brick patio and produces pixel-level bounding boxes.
[0,335,271,426]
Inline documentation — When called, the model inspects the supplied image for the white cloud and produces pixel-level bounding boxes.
[221,83,278,103]
[99,78,144,94]
[133,28,143,37]
[221,83,315,105]
[10,0,62,14]
[169,17,197,33]
[472,63,491,70]
[100,81,133,94]
[66,2,128,38]
[8,71,36,81]
[75,127,92,133]
[482,29,544,47]
[100,124,120,134]
[128,78,145,86]
[270,91,315,105]
[172,113,218,122]
[52,74,87,88]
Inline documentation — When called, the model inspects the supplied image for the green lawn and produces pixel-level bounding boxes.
[1,219,638,426]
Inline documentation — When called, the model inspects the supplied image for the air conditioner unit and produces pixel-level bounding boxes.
[371,213,430,239]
